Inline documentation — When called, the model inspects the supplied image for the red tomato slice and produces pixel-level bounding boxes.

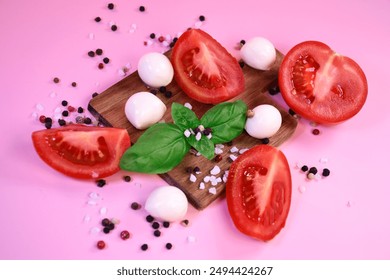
[279,41,368,124]
[32,124,131,179]
[226,145,292,241]
[171,29,245,104]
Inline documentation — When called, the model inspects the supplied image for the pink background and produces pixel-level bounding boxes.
[1,0,389,260]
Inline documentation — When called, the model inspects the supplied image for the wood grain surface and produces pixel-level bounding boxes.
[88,50,297,210]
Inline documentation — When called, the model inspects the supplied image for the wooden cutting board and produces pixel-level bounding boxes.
[88,50,297,210]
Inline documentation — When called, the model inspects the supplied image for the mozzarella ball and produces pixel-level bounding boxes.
[145,186,188,222]
[245,104,282,139]
[138,52,174,88]
[240,37,276,70]
[125,91,166,130]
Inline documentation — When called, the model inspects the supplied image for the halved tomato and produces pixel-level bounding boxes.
[171,29,245,104]
[32,124,131,179]
[226,145,292,241]
[279,41,368,124]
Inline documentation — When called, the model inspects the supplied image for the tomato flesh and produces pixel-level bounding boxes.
[171,29,245,104]
[279,41,368,124]
[32,124,131,179]
[226,145,291,241]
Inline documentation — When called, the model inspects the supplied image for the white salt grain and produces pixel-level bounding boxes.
[83,214,91,223]
[230,146,239,153]
[31,112,38,119]
[89,192,100,200]
[195,132,201,141]
[229,154,238,162]
[36,103,44,111]
[184,129,191,138]
[206,133,212,139]
[100,207,107,215]
[49,91,57,98]
[216,144,224,149]
[184,102,192,110]
[239,148,249,154]
[131,23,137,30]
[199,182,205,190]
[162,41,169,47]
[215,147,223,155]
[187,236,197,243]
[209,187,217,195]
[298,185,306,193]
[88,32,95,40]
[189,174,197,183]
[87,200,97,206]
[118,68,126,76]
[210,165,221,175]
[222,174,228,183]
[216,177,222,183]
[295,162,303,169]
[54,107,61,113]
[194,21,203,28]
[203,176,211,183]
[319,158,329,164]
[90,227,100,235]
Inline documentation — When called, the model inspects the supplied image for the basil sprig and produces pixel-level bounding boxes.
[120,100,247,174]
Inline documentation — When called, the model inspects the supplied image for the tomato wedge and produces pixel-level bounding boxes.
[32,124,131,179]
[279,41,368,124]
[226,145,292,241]
[171,29,245,104]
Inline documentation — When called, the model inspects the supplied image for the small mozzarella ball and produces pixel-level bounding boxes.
[240,37,276,70]
[145,186,188,222]
[245,104,282,139]
[125,91,166,130]
[138,52,174,88]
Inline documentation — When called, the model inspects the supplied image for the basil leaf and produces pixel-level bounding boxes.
[186,134,215,160]
[120,123,190,174]
[171,102,200,131]
[201,100,247,144]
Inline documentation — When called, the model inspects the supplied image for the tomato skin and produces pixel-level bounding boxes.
[279,41,368,124]
[171,29,245,104]
[226,145,292,241]
[32,124,131,179]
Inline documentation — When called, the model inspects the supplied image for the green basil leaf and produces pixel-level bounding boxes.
[201,100,247,144]
[120,123,190,174]
[186,134,215,160]
[171,102,200,131]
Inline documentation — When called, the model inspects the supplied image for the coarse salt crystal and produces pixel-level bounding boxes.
[215,147,223,155]
[54,107,61,113]
[146,39,153,46]
[129,29,135,34]
[87,200,97,206]
[187,236,197,243]
[230,146,239,153]
[49,91,57,98]
[184,102,192,110]
[111,218,120,224]
[189,174,197,183]
[206,133,212,139]
[165,34,172,41]
[100,207,107,215]
[162,41,169,47]
[109,21,115,27]
[319,158,328,164]
[216,177,222,183]
[314,173,321,180]
[346,201,352,208]
[88,32,95,40]
[222,174,228,183]
[54,113,62,120]
[31,112,38,119]
[210,165,221,175]
[36,103,44,111]
[208,187,217,195]
[90,227,100,235]
[195,132,201,141]
[229,154,238,162]
[83,215,91,223]
[298,185,306,193]
[199,182,205,190]
[118,68,126,76]
[239,148,249,154]
[194,21,203,28]
[196,152,201,157]
[131,23,137,29]
[203,176,211,183]
[216,144,224,149]
[184,129,191,138]
[295,162,303,169]
[89,192,100,200]
[134,182,142,188]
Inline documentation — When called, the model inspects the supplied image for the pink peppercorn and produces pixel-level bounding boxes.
[97,240,106,249]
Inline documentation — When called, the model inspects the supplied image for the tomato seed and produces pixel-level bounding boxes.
[97,240,106,249]
[120,230,131,240]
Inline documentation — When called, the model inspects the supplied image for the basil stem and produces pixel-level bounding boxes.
[201,100,248,144]
[119,123,190,174]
